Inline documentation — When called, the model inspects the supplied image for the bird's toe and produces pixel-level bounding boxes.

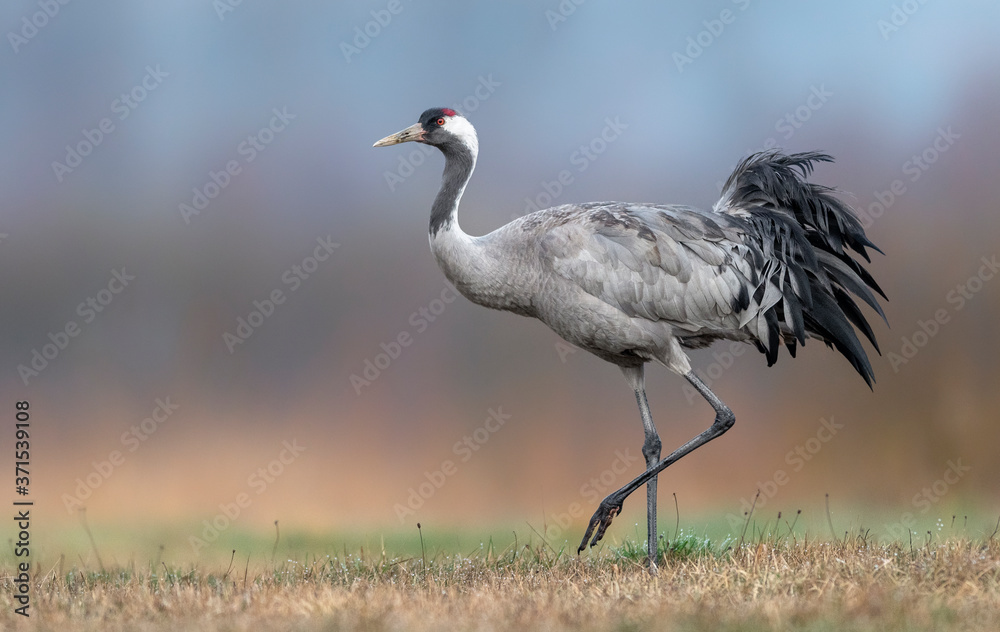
[577,496,623,553]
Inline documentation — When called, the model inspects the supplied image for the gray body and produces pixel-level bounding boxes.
[376,109,885,570]
[433,202,761,376]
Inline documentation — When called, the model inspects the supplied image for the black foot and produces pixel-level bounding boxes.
[577,494,624,554]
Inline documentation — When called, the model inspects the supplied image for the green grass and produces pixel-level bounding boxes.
[5,529,997,631]
[5,505,999,631]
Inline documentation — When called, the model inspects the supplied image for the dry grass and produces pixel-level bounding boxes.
[3,529,1000,632]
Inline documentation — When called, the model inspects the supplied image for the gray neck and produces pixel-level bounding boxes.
[429,139,477,236]
[425,139,534,315]
[427,137,521,311]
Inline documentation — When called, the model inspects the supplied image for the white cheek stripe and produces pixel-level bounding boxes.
[442,116,479,155]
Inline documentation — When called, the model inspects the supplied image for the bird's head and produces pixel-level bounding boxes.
[373,108,478,157]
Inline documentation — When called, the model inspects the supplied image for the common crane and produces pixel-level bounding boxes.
[373,108,885,570]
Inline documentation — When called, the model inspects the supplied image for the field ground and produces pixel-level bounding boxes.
[3,511,1000,631]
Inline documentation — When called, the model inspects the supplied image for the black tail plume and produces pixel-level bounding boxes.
[715,150,886,386]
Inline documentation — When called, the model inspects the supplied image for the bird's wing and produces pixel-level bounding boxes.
[538,203,758,334]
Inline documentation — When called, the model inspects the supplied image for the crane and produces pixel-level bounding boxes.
[373,108,886,570]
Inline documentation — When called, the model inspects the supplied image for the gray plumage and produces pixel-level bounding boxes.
[374,109,886,571]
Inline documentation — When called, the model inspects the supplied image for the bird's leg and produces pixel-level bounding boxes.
[634,385,661,571]
[579,372,734,553]
[615,366,661,570]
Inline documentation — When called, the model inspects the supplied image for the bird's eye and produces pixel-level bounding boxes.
[436,118,445,126]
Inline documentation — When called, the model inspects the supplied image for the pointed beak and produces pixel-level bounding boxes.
[373,122,424,147]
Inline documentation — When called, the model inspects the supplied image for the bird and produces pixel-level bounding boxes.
[373,108,886,570]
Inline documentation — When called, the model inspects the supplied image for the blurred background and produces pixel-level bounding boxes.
[2,1,998,549]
